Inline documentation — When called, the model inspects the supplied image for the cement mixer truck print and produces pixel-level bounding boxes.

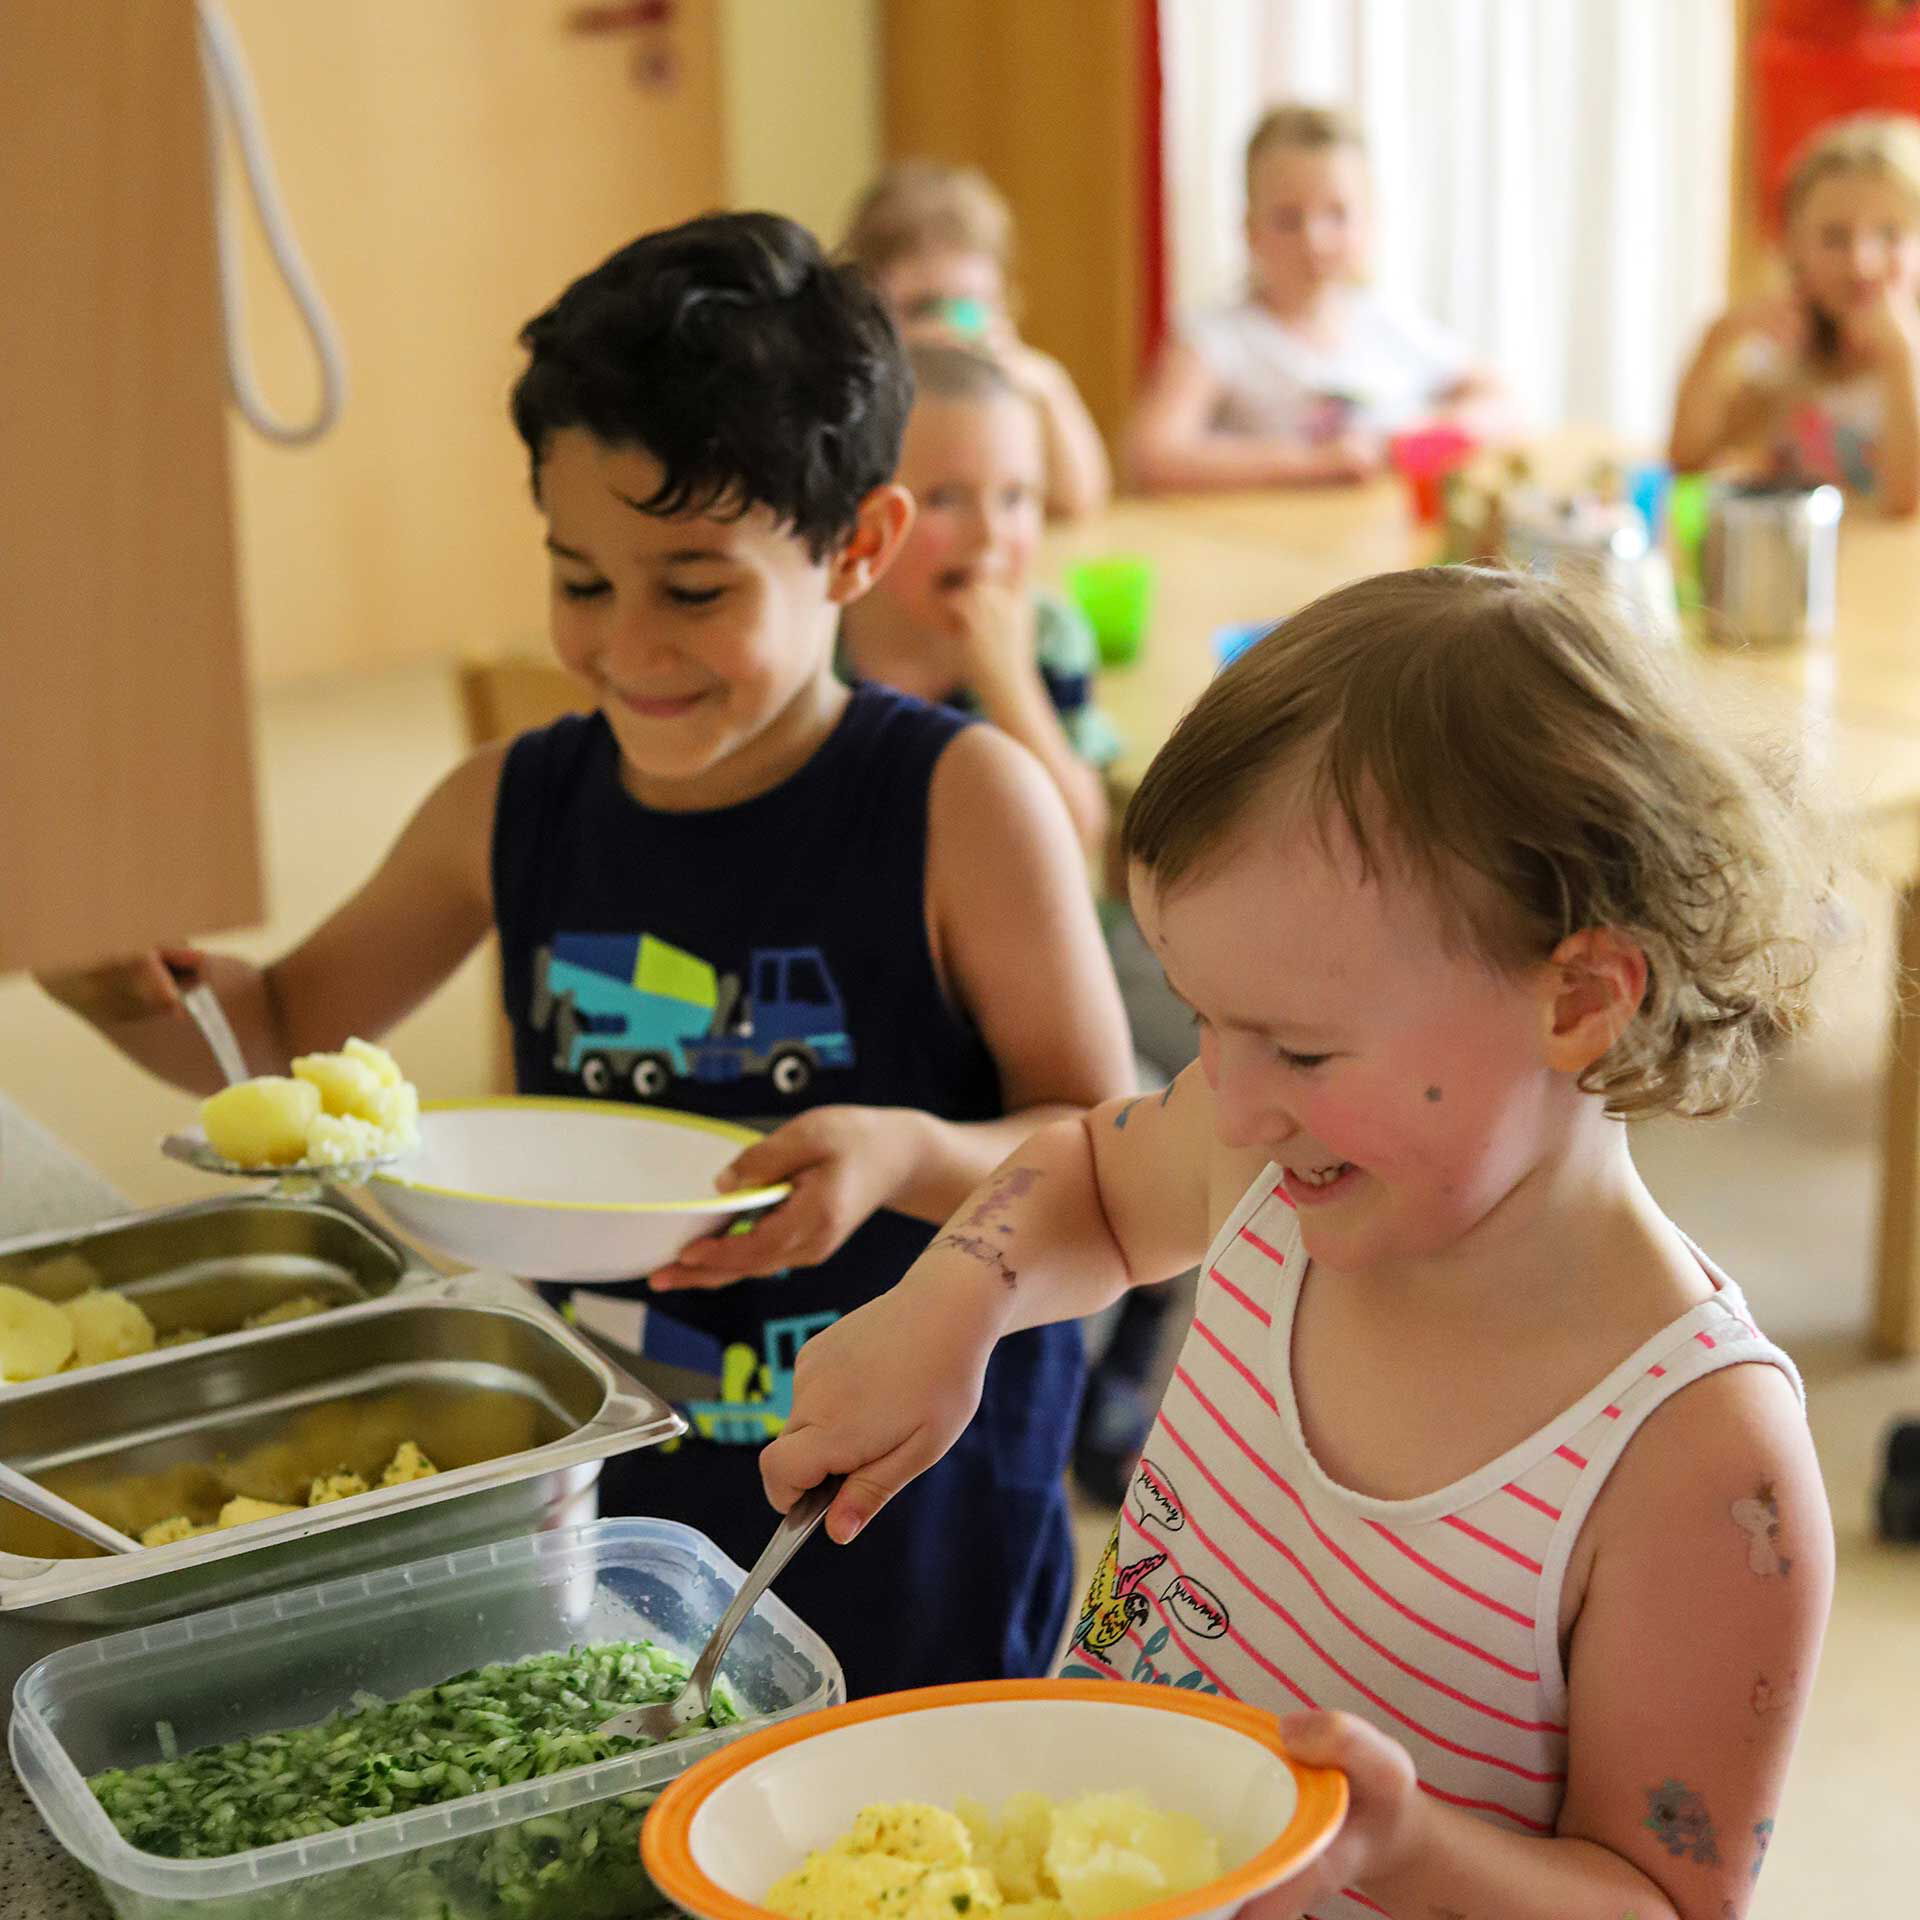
[530,933,854,1101]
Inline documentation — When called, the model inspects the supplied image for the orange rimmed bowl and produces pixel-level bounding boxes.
[642,1678,1349,1920]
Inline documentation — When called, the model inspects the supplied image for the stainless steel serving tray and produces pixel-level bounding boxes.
[0,1190,419,1344]
[0,1286,682,1609]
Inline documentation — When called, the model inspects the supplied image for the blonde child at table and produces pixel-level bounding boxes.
[842,159,1112,520]
[1126,103,1504,493]
[765,566,1834,1920]
[1671,112,1920,517]
[839,341,1115,860]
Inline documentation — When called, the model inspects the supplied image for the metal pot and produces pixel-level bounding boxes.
[1701,482,1844,648]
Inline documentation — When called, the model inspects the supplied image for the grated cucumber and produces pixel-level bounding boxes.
[88,1640,737,1920]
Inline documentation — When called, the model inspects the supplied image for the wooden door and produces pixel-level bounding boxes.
[880,0,1148,444]
[217,0,727,681]
[0,0,263,973]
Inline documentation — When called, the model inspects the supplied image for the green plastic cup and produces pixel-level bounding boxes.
[1667,472,1715,611]
[1066,555,1156,667]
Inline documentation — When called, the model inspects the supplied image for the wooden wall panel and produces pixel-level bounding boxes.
[218,0,727,682]
[0,0,263,972]
[881,0,1145,442]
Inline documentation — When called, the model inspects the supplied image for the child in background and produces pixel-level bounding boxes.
[843,159,1113,520]
[840,338,1164,1505]
[39,212,1136,1700]
[840,341,1116,860]
[1127,104,1504,493]
[1671,112,1920,516]
[766,567,1833,1918]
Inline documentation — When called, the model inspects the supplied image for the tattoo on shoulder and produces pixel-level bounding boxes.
[1113,1097,1144,1129]
[1643,1779,1720,1866]
[1159,1077,1177,1106]
[934,1167,1044,1290]
[1730,1480,1793,1578]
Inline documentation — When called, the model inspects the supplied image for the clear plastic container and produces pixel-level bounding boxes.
[9,1518,843,1920]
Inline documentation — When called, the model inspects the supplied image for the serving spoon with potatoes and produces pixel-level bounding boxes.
[160,979,409,1188]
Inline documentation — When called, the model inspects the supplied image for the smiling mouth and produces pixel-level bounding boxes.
[1292,1163,1350,1189]
[1282,1161,1358,1207]
[607,687,710,718]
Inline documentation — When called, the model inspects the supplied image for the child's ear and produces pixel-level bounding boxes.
[1538,927,1648,1077]
[826,485,915,606]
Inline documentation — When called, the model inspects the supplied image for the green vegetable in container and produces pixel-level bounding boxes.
[87,1640,739,1920]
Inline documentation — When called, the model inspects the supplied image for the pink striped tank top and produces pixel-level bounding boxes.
[1059,1168,1802,1920]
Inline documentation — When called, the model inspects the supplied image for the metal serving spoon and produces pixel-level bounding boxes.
[0,1461,141,1555]
[159,971,400,1186]
[595,1475,843,1744]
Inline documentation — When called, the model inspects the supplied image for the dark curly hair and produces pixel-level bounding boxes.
[1125,567,1831,1121]
[510,211,911,559]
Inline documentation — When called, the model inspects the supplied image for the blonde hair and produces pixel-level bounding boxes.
[841,160,1014,279]
[1124,568,1826,1121]
[905,339,1020,406]
[1244,102,1365,194]
[1784,111,1920,226]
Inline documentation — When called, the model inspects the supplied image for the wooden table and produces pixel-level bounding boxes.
[1045,473,1920,1356]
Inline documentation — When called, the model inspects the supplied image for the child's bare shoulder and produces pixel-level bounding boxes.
[1589,1356,1828,1591]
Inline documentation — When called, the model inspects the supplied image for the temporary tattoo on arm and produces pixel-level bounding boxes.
[1159,1078,1177,1106]
[1643,1779,1720,1865]
[1113,1098,1144,1129]
[933,1167,1044,1289]
[1730,1481,1793,1577]
[1751,1817,1774,1880]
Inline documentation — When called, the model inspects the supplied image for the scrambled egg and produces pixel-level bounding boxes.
[138,1443,440,1547]
[765,1793,1219,1920]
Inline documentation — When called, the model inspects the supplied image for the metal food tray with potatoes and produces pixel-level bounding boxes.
[0,1193,684,1689]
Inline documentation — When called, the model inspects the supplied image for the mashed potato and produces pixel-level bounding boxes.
[765,1792,1220,1920]
[200,1040,420,1170]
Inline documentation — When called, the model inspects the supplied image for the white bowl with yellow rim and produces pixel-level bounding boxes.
[642,1679,1349,1920]
[366,1097,788,1282]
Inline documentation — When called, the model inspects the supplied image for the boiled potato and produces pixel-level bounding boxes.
[140,1515,209,1548]
[201,1076,322,1168]
[342,1037,404,1088]
[216,1495,298,1529]
[0,1282,78,1382]
[380,1440,438,1486]
[63,1289,157,1368]
[291,1051,385,1122]
[307,1469,370,1506]
[306,1112,383,1167]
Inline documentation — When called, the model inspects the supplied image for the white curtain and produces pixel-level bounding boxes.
[1162,0,1735,443]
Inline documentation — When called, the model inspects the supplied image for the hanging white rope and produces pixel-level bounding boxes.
[195,0,347,445]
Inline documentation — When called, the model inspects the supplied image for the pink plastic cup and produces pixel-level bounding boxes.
[1389,426,1479,524]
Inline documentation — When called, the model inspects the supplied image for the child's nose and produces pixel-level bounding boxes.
[1208,1042,1295,1153]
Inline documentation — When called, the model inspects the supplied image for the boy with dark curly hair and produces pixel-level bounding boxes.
[42,212,1134,1697]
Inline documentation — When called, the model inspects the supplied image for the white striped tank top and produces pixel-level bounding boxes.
[1058,1167,1802,1920]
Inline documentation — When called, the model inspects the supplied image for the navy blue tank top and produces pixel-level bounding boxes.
[492,685,1082,1695]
